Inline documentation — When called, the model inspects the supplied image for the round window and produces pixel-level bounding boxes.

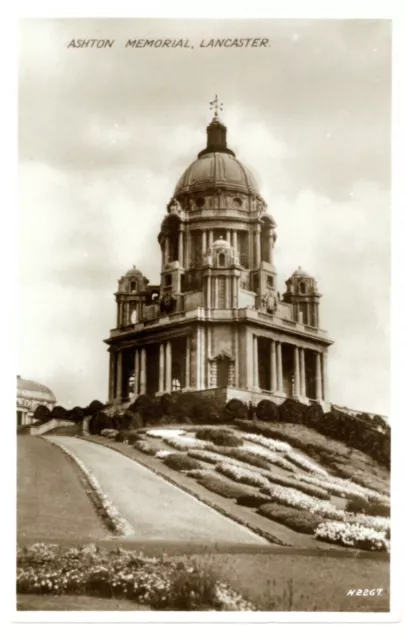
[196,197,205,208]
[233,197,242,207]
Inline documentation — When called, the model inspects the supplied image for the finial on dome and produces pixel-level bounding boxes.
[209,94,223,120]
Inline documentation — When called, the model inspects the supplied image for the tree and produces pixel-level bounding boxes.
[51,405,68,420]
[33,404,51,423]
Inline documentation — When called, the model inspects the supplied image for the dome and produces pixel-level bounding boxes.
[125,265,142,278]
[211,236,231,250]
[292,266,310,277]
[174,115,260,198]
[17,376,56,404]
[174,152,260,197]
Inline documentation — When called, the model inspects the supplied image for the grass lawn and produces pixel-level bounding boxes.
[192,552,390,612]
[17,594,150,611]
[17,436,107,541]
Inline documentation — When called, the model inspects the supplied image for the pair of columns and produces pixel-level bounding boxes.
[162,229,184,268]
[252,336,284,393]
[158,340,173,393]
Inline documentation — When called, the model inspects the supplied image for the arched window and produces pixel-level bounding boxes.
[218,253,225,267]
[130,308,138,324]
[130,281,137,293]
[299,282,306,294]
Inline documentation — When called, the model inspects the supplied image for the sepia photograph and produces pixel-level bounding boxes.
[16,15,392,619]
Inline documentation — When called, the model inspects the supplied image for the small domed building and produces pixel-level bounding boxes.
[16,376,56,427]
[104,104,333,406]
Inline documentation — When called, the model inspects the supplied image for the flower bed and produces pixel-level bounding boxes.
[147,428,186,438]
[17,543,255,610]
[243,444,297,472]
[100,428,119,439]
[314,522,389,552]
[161,435,208,451]
[261,470,330,500]
[134,441,163,456]
[215,462,274,491]
[196,472,258,500]
[295,472,388,503]
[285,451,329,476]
[155,450,172,459]
[243,433,292,453]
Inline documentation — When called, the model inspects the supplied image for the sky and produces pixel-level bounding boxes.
[18,18,391,414]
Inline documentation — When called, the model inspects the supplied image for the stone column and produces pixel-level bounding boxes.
[134,349,140,395]
[255,225,261,267]
[200,326,205,389]
[315,351,322,400]
[225,278,229,309]
[277,342,283,392]
[292,346,300,397]
[206,275,211,308]
[300,348,306,397]
[116,350,123,400]
[322,352,329,401]
[185,230,190,269]
[232,230,238,250]
[226,230,231,244]
[202,230,207,257]
[185,335,191,388]
[164,237,169,266]
[214,279,218,309]
[208,230,213,247]
[158,343,165,393]
[165,340,172,392]
[140,348,147,395]
[108,351,116,401]
[267,229,273,264]
[253,335,259,389]
[178,230,184,266]
[270,340,277,392]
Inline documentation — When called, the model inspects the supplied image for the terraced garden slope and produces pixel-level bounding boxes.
[95,420,390,552]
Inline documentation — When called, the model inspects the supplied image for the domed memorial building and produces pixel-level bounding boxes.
[16,375,56,427]
[105,100,333,406]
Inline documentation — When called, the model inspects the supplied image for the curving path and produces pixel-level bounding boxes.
[46,436,267,545]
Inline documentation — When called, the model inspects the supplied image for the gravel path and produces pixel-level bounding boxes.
[46,436,267,545]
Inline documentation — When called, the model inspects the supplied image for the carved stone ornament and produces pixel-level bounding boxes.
[160,292,176,313]
[167,198,183,216]
[261,291,278,314]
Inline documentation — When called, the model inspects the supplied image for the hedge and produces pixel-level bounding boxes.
[195,428,243,447]
[89,411,115,435]
[224,399,249,420]
[236,494,270,508]
[163,454,203,472]
[197,474,257,500]
[258,503,325,534]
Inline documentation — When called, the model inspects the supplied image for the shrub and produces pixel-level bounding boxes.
[126,430,143,445]
[134,441,162,456]
[115,431,129,443]
[258,503,325,534]
[346,496,370,514]
[195,428,243,447]
[163,454,203,471]
[113,412,132,431]
[155,562,219,611]
[197,473,257,499]
[224,399,249,420]
[85,400,105,416]
[278,399,307,424]
[51,405,68,420]
[217,448,272,470]
[33,404,51,422]
[192,397,224,424]
[236,494,270,508]
[89,411,115,435]
[67,406,84,423]
[133,394,153,419]
[346,496,390,518]
[256,400,279,422]
[305,403,324,427]
[100,428,119,438]
[128,411,144,430]
[160,393,175,416]
[172,392,200,421]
